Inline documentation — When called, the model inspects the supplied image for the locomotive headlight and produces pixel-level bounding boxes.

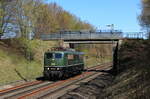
[47,68,49,70]
[57,68,60,70]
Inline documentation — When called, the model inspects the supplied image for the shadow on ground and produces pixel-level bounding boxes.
[36,69,111,82]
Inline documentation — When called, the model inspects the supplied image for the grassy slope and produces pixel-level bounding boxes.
[76,44,113,67]
[0,39,58,85]
[103,39,150,99]
[0,39,112,85]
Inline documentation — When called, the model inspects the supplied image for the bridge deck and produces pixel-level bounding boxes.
[40,30,123,41]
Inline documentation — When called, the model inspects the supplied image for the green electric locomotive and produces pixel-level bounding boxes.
[43,47,84,79]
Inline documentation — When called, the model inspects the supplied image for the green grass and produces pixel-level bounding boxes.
[0,39,59,85]
[0,48,42,85]
[85,56,112,68]
[76,44,113,67]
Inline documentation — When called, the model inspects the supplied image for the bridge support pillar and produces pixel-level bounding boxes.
[69,43,75,49]
[59,40,75,48]
[111,41,121,75]
[59,40,70,48]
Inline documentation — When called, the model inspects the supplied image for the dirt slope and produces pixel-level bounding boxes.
[103,39,150,99]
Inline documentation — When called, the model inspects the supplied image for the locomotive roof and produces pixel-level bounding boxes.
[45,51,84,55]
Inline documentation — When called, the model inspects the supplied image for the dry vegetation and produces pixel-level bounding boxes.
[103,39,150,99]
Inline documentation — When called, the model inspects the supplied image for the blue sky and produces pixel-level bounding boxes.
[46,0,141,32]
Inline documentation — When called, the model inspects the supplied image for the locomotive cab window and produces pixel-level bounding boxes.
[55,53,62,58]
[46,53,53,59]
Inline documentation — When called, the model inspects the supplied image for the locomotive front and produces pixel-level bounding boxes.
[43,51,65,78]
[43,47,84,79]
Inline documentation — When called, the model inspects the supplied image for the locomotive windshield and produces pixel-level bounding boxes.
[55,53,62,58]
[45,53,62,59]
[46,53,53,59]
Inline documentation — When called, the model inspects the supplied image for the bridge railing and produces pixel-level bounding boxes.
[40,30,123,40]
[123,32,147,39]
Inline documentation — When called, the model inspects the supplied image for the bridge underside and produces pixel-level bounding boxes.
[62,40,119,49]
[40,30,122,50]
[64,39,119,44]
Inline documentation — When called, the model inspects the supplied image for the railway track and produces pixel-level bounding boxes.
[39,65,111,99]
[0,62,112,99]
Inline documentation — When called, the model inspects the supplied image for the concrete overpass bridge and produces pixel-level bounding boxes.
[40,30,123,48]
[40,30,145,48]
[40,30,122,42]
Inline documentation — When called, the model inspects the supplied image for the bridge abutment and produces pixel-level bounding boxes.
[58,40,76,49]
[111,40,123,75]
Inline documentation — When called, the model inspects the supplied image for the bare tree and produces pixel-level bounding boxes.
[139,0,150,39]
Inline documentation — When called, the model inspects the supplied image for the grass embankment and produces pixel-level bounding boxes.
[103,39,150,99]
[0,39,112,85]
[0,38,58,85]
[76,44,113,68]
